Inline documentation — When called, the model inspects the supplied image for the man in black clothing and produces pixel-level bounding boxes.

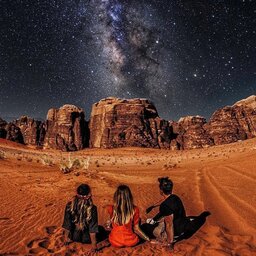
[145,177,211,248]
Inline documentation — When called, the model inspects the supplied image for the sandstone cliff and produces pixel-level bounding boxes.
[89,97,174,148]
[1,95,255,151]
[12,116,45,146]
[171,116,214,150]
[205,96,256,145]
[43,104,87,151]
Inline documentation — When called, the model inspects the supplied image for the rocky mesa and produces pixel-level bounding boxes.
[0,95,255,151]
[89,97,174,149]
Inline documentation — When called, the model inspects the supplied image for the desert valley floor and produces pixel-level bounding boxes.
[0,138,256,256]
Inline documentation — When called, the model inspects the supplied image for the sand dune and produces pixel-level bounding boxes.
[0,138,256,255]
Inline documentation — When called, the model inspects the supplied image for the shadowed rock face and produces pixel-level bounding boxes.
[43,105,88,151]
[205,105,256,145]
[6,123,24,144]
[89,97,174,148]
[0,118,7,138]
[233,95,256,138]
[12,116,46,146]
[170,116,214,150]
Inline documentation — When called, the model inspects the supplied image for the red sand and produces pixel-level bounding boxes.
[0,138,256,255]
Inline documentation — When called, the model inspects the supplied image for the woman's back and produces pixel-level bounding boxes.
[107,204,140,247]
[63,202,98,243]
[106,185,150,247]
[62,184,98,247]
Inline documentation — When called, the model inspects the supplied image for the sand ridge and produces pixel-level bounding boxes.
[0,138,256,255]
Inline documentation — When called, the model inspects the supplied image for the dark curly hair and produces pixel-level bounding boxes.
[158,177,173,195]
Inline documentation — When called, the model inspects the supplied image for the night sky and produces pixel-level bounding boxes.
[0,0,255,121]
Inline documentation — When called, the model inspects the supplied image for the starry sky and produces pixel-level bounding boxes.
[0,0,255,121]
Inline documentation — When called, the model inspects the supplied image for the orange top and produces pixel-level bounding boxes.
[107,205,140,247]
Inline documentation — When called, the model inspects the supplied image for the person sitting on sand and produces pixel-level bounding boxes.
[62,184,98,252]
[144,177,211,249]
[106,185,151,247]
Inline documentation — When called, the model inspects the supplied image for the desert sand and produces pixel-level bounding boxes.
[0,138,256,256]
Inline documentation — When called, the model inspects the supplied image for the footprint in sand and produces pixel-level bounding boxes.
[21,213,32,220]
[27,237,48,248]
[45,202,54,207]
[38,239,50,249]
[44,226,67,250]
[0,217,10,221]
[45,225,57,235]
[29,247,48,254]
[27,237,51,254]
[25,205,36,211]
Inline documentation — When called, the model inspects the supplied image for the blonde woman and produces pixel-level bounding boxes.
[62,184,98,252]
[106,185,150,247]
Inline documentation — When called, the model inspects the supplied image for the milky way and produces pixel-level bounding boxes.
[0,0,255,120]
[89,0,167,97]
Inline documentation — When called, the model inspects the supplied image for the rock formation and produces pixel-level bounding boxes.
[205,96,256,145]
[0,118,7,139]
[89,97,174,148]
[43,104,87,151]
[6,123,24,144]
[1,95,255,151]
[170,116,214,150]
[234,95,256,109]
[150,117,174,149]
[12,116,45,146]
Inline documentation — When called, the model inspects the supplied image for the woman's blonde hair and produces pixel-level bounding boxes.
[70,184,93,230]
[112,185,135,225]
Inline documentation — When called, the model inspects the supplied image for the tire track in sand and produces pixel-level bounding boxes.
[224,165,256,182]
[199,166,256,235]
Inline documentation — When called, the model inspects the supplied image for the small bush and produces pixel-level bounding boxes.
[41,157,54,166]
[71,159,81,169]
[60,157,91,174]
[59,158,73,174]
[60,165,73,174]
[0,151,6,160]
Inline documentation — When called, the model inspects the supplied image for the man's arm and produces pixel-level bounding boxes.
[165,214,174,244]
[152,211,164,222]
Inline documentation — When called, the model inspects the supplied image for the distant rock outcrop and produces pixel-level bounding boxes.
[151,117,174,149]
[171,116,214,150]
[89,97,174,148]
[12,116,45,146]
[205,98,256,145]
[6,123,24,144]
[0,118,7,138]
[43,104,88,151]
